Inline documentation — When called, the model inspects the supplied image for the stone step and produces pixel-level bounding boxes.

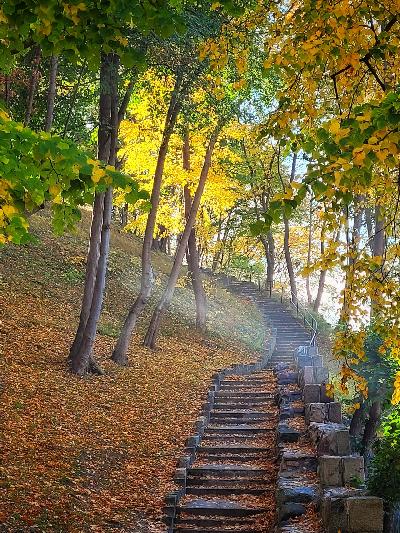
[198,454,264,462]
[198,446,270,454]
[174,525,256,533]
[209,419,272,426]
[219,384,268,389]
[203,434,270,442]
[213,404,273,411]
[175,516,254,529]
[186,486,269,496]
[205,426,273,434]
[215,391,274,400]
[188,465,268,477]
[211,411,274,419]
[178,498,266,516]
[187,477,270,487]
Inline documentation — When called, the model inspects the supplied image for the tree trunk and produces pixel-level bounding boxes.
[306,199,313,305]
[24,46,41,126]
[365,206,374,254]
[143,125,221,349]
[313,222,327,312]
[183,130,207,332]
[44,55,58,132]
[283,216,297,300]
[350,402,367,437]
[69,52,119,375]
[212,215,223,271]
[361,400,382,457]
[370,204,386,319]
[69,192,105,362]
[216,211,232,270]
[372,205,385,257]
[70,188,113,375]
[283,153,298,302]
[260,232,274,292]
[111,73,184,365]
[120,203,128,227]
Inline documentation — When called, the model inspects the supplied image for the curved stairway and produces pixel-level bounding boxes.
[228,280,311,367]
[166,279,313,533]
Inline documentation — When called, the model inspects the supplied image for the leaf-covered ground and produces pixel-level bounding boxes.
[0,210,266,532]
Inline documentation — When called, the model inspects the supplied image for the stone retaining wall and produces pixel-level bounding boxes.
[275,346,384,533]
[163,328,277,532]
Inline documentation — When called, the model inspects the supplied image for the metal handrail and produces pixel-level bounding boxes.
[281,288,318,347]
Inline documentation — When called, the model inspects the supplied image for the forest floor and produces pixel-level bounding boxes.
[0,209,266,533]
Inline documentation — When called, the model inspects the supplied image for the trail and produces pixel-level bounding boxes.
[165,279,312,532]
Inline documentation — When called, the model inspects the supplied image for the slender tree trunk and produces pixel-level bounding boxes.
[260,233,275,290]
[212,215,223,271]
[120,203,128,227]
[69,53,119,375]
[143,125,221,349]
[283,153,298,302]
[283,216,297,301]
[313,221,327,312]
[306,199,313,305]
[24,46,41,126]
[361,400,382,457]
[350,401,367,437]
[372,204,385,257]
[71,187,114,375]
[187,227,207,331]
[365,206,374,254]
[69,192,106,362]
[183,130,207,332]
[44,55,58,132]
[111,74,184,365]
[216,211,232,269]
[358,205,386,438]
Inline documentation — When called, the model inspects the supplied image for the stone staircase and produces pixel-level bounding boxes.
[227,280,312,368]
[165,278,315,533]
[171,371,278,532]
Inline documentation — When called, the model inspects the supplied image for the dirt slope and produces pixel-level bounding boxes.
[0,209,265,532]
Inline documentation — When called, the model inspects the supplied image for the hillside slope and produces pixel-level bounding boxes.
[0,209,266,532]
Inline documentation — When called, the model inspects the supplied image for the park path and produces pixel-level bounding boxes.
[166,279,311,532]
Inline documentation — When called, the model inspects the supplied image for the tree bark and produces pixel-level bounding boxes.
[120,203,128,227]
[216,211,232,270]
[70,188,113,375]
[365,206,374,254]
[212,215,223,271]
[313,221,327,312]
[306,199,313,305]
[283,154,298,302]
[24,46,41,126]
[69,52,119,375]
[260,232,275,292]
[69,192,105,363]
[143,125,221,349]
[350,401,367,437]
[111,73,184,365]
[372,204,385,257]
[183,130,207,332]
[44,55,58,132]
[361,400,382,457]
